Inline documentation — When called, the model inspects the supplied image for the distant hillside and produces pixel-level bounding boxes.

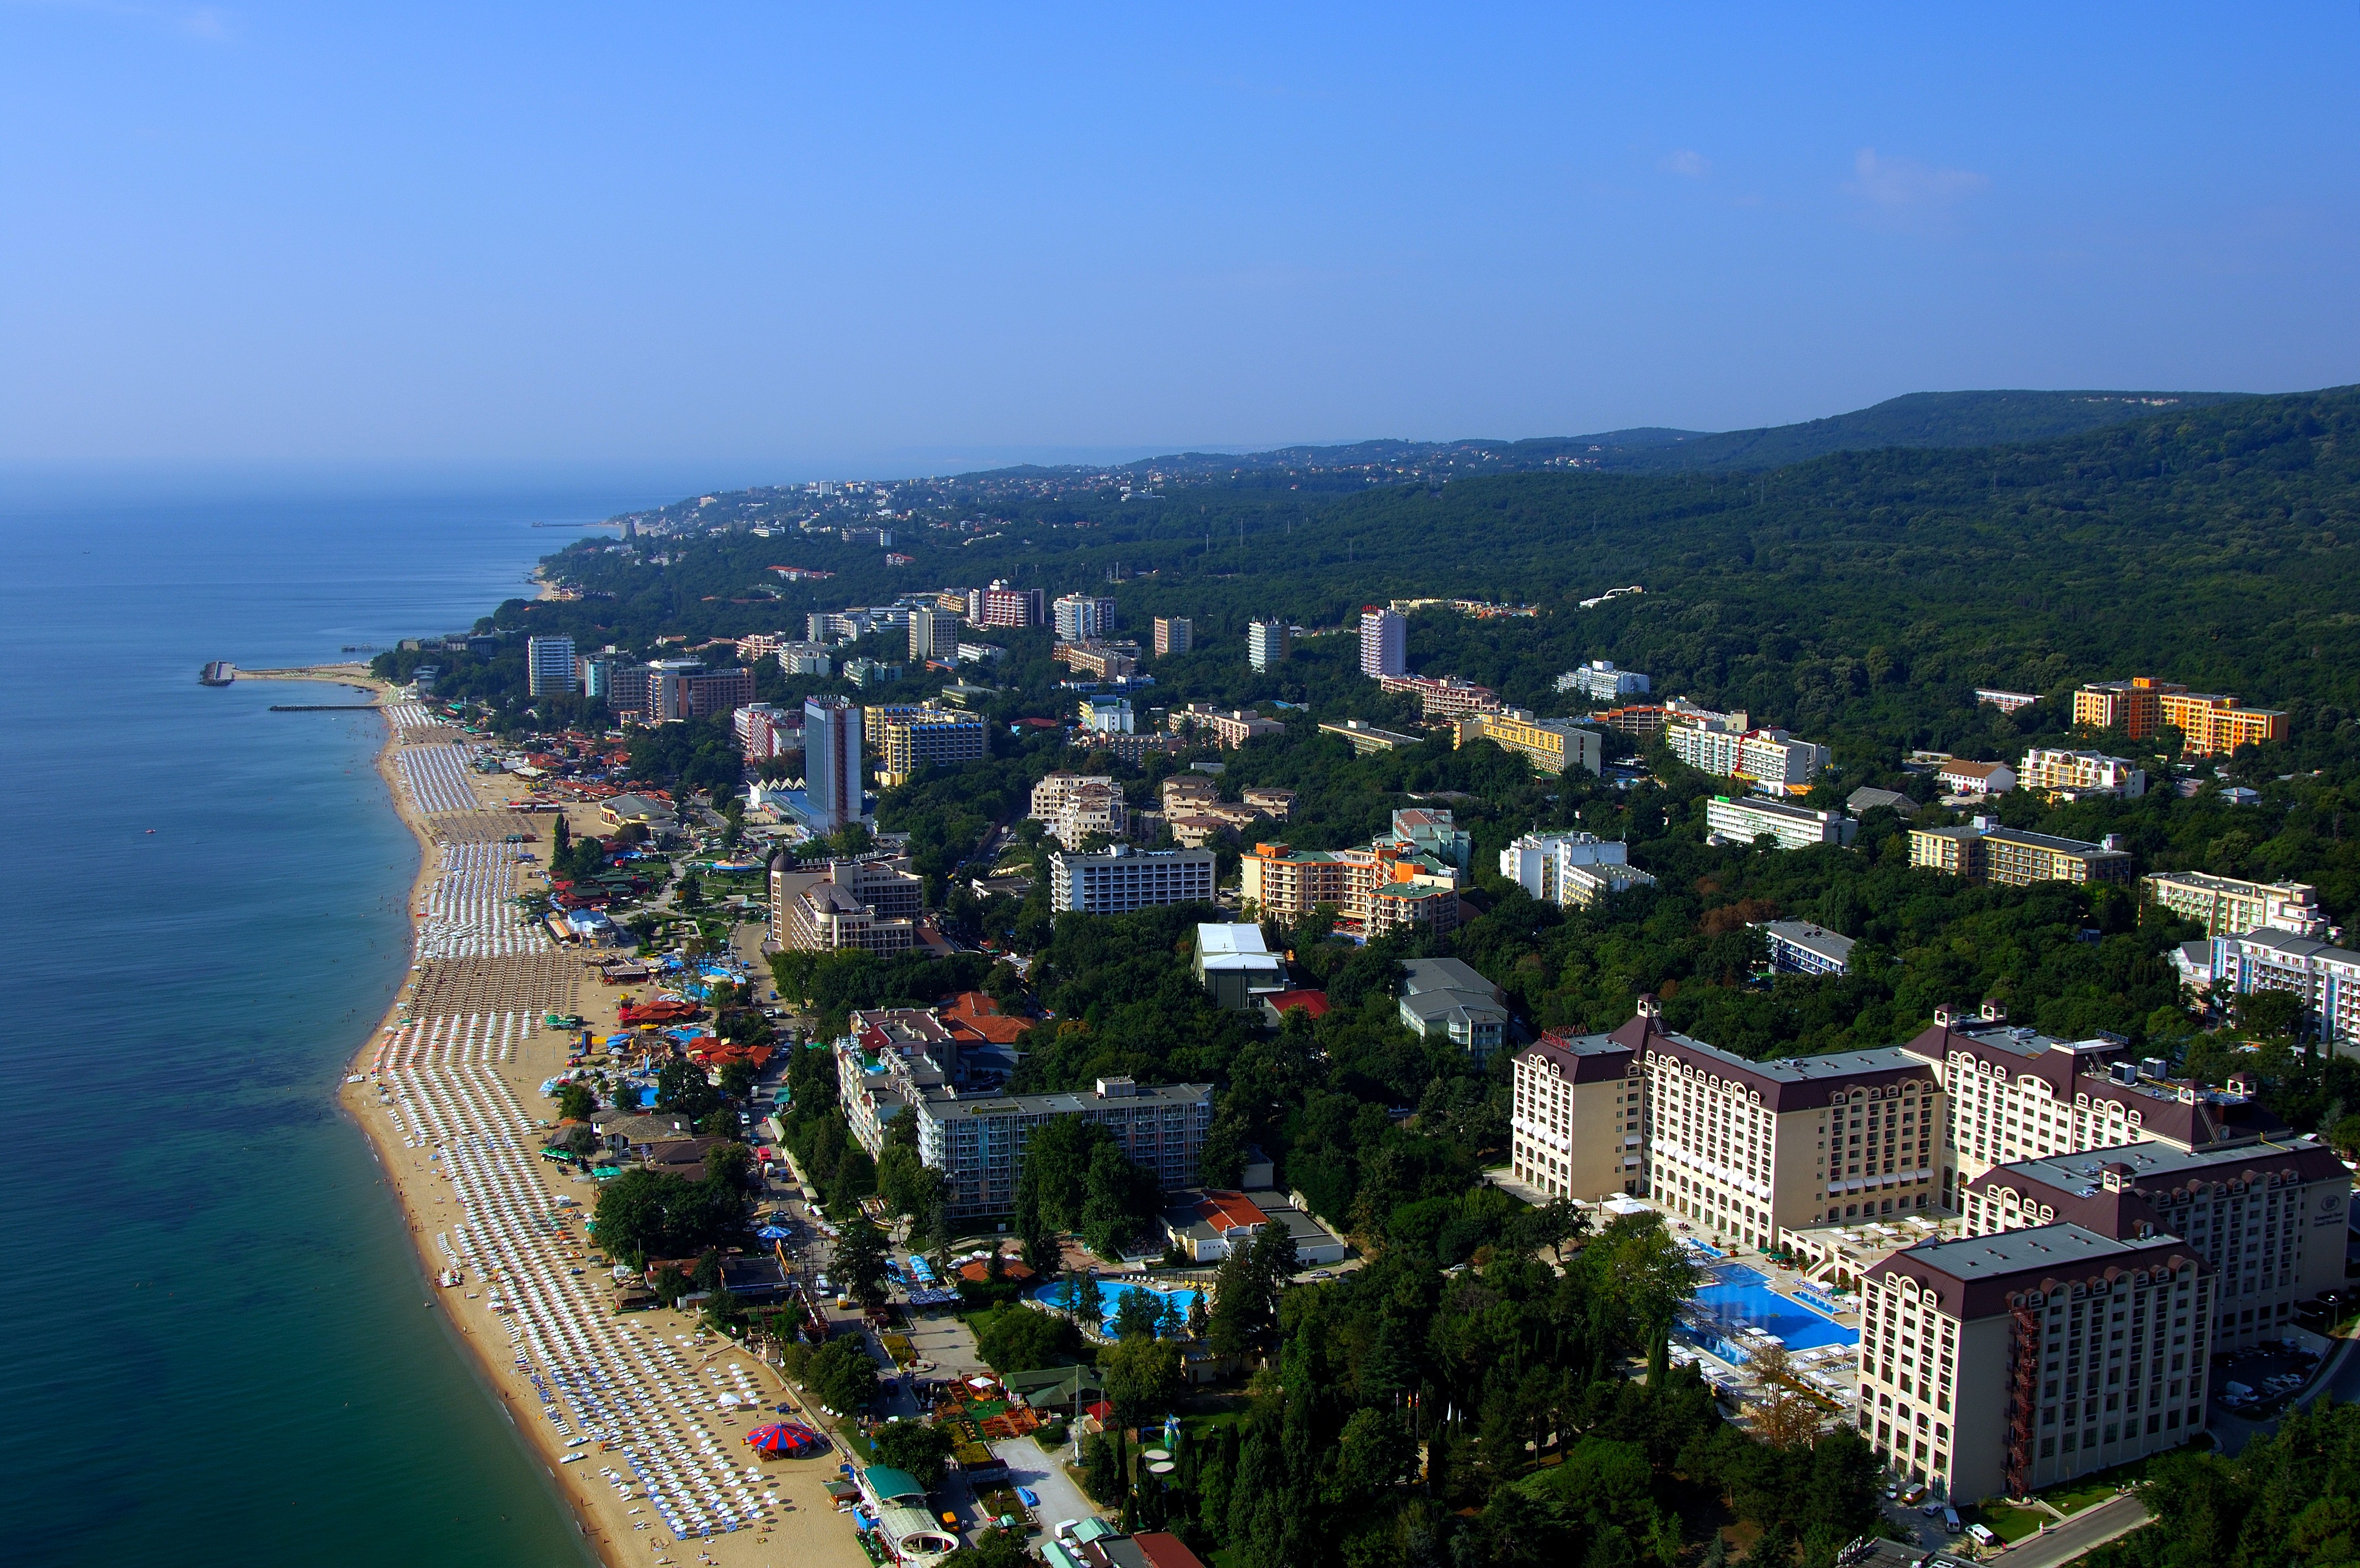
[959,389,2245,485]
[1581,389,2248,473]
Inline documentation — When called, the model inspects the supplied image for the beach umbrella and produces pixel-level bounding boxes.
[756,1226,791,1241]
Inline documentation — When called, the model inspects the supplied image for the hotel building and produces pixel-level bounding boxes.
[1510,1032,1646,1199]
[527,635,577,697]
[2018,748,2148,800]
[1154,616,1194,657]
[1030,772,1129,850]
[1858,1227,2208,1503]
[873,706,988,786]
[2073,677,2288,755]
[2205,929,2360,1043]
[1049,846,1216,914]
[2142,870,2329,939]
[1377,674,1501,719]
[1454,709,1603,774]
[1358,607,1406,678]
[1242,839,1462,937]
[1666,723,1831,789]
[916,1077,1214,1220]
[1897,1006,2291,1195]
[1908,824,2135,887]
[1960,1137,2349,1353]
[1245,619,1288,670]
[1706,794,1856,850]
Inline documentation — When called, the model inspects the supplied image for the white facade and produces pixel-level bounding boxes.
[1053,593,1118,642]
[1079,696,1135,734]
[527,635,577,697]
[1704,795,1855,850]
[2020,749,2149,800]
[2209,930,2360,1043]
[1050,846,1217,914]
[907,608,963,662]
[802,696,862,832]
[1499,830,1631,903]
[1358,608,1407,678]
[1029,772,1128,850]
[1558,659,1651,702]
[1247,619,1290,671]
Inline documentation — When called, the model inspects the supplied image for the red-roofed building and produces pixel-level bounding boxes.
[1257,989,1329,1025]
[943,991,1031,1046]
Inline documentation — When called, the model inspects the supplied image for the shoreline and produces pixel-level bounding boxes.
[280,665,863,1568]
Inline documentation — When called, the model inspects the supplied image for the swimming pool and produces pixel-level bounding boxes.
[1688,1264,1858,1352]
[1029,1281,1205,1338]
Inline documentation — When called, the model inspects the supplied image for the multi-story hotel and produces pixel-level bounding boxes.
[916,1076,1214,1220]
[2205,928,2360,1043]
[1512,1003,1951,1244]
[968,580,1043,628]
[1049,845,1216,914]
[907,607,963,662]
[2073,677,2288,755]
[2018,748,2148,800]
[2142,870,2329,939]
[1358,607,1407,678]
[1897,1005,2290,1195]
[1377,674,1501,719]
[1509,1032,1646,1199]
[780,877,916,954]
[1705,794,1856,850]
[1908,824,2134,886]
[1060,642,1138,680]
[1759,920,1856,977]
[1030,772,1129,850]
[1153,616,1194,657]
[1245,619,1288,670]
[1052,593,1118,642]
[2162,691,2288,756]
[1454,709,1604,774]
[802,696,862,832]
[1242,839,1462,936]
[1666,723,1831,789]
[1167,703,1285,747]
[1498,830,1654,906]
[1960,1137,2350,1353]
[1560,660,1651,702]
[527,635,577,697]
[873,706,988,785]
[1858,1227,2209,1504]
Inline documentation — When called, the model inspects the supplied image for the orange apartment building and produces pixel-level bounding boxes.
[2073,678,2287,755]
[1241,840,1461,936]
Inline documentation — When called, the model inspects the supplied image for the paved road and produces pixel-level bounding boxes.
[1985,1493,2151,1568]
[2211,1330,2356,1457]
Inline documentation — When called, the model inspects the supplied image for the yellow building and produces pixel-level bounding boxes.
[875,707,988,785]
[2157,691,2288,756]
[1454,709,1604,775]
[2072,678,2184,737]
[1908,825,2134,887]
[2073,678,2287,755]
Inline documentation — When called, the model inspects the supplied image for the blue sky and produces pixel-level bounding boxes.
[3,4,2356,473]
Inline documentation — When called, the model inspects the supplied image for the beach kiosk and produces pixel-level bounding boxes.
[861,1465,961,1563]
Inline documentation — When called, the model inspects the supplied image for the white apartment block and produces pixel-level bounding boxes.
[1704,794,1856,850]
[1029,772,1128,850]
[915,1077,1213,1219]
[2019,748,2149,800]
[1359,607,1407,677]
[1667,723,1830,788]
[1498,830,1655,905]
[1053,593,1118,642]
[1050,846,1216,914]
[2143,871,2329,940]
[2206,929,2360,1043]
[527,635,577,697]
[1860,1227,2209,1504]
[1558,659,1651,702]
[1961,1137,2350,1353]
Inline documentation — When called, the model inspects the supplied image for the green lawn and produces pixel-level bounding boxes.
[2041,1482,2116,1515]
[1976,1504,2048,1543]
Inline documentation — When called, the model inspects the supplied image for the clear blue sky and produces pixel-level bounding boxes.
[4,3,2356,474]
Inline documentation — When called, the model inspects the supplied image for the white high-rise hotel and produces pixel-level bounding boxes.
[1358,607,1406,678]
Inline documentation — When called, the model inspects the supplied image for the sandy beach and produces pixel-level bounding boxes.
[252,668,867,1568]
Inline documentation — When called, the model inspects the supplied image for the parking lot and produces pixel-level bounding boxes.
[2211,1338,2323,1417]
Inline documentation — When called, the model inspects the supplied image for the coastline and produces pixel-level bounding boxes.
[282,666,864,1568]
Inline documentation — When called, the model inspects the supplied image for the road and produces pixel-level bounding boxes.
[2210,1330,2357,1457]
[1984,1493,2151,1568]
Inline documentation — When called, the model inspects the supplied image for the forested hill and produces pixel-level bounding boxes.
[538,384,2358,766]
[1574,388,2246,474]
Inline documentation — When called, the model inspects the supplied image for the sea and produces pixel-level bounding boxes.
[0,472,700,1567]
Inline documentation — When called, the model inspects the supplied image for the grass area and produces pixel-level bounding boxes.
[837,1424,875,1463]
[1976,1504,2048,1544]
[2041,1482,2117,1515]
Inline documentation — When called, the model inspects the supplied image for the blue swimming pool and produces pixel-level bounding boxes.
[1689,1265,1858,1352]
[1029,1281,1205,1338]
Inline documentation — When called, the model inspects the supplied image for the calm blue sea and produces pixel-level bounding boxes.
[0,473,692,1567]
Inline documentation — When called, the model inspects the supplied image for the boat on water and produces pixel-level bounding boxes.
[198,661,235,686]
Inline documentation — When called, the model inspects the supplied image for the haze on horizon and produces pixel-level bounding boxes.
[3,4,2357,477]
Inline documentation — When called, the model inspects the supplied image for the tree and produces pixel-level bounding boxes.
[873,1420,955,1489]
[941,1527,1036,1568]
[805,1332,879,1413]
[974,1306,1081,1373]
[1103,1335,1182,1427]
[655,1057,720,1120]
[554,1081,597,1123]
[834,1216,892,1307]
[1082,1431,1127,1505]
[1113,1285,1166,1342]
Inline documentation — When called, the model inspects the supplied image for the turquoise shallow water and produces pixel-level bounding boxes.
[0,476,687,1567]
